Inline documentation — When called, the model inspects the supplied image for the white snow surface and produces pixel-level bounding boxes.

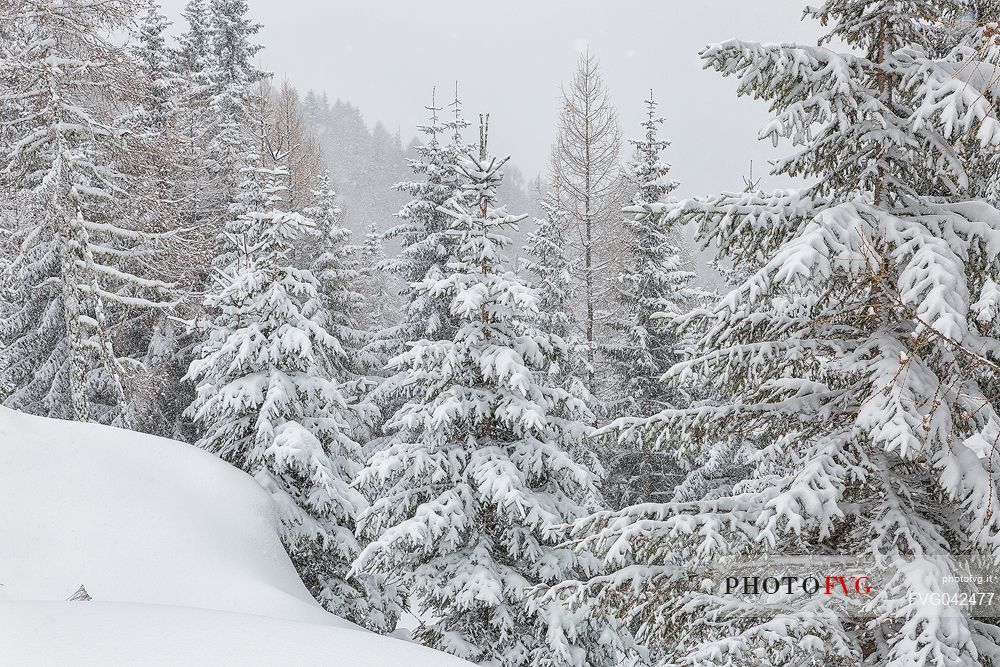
[0,407,470,666]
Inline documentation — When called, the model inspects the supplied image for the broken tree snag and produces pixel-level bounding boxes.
[67,585,92,601]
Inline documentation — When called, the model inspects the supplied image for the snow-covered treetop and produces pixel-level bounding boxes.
[808,0,962,52]
[209,0,263,90]
[702,0,1000,206]
[626,91,678,206]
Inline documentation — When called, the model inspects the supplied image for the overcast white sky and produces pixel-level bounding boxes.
[156,0,826,199]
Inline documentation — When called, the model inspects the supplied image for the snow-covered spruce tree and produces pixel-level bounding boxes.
[364,89,472,440]
[305,174,380,439]
[0,0,175,426]
[185,158,397,631]
[172,0,218,233]
[961,3,1000,427]
[133,1,175,131]
[926,1,985,57]
[548,3,1000,666]
[378,89,470,350]
[601,92,696,509]
[521,189,603,476]
[934,0,1000,557]
[353,222,400,333]
[125,0,186,205]
[939,5,1000,205]
[523,191,577,344]
[354,120,619,666]
[306,173,352,339]
[176,0,213,87]
[205,0,264,205]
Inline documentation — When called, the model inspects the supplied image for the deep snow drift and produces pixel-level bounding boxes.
[0,407,469,666]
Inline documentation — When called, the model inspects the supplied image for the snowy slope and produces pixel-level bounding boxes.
[0,407,469,666]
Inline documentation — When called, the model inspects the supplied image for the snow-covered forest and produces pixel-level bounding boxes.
[2,1,1000,665]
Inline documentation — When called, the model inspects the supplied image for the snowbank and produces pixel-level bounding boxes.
[0,407,469,666]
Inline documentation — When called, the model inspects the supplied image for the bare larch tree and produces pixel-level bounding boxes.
[550,51,624,396]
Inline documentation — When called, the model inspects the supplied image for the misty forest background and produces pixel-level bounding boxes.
[4,1,1000,666]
